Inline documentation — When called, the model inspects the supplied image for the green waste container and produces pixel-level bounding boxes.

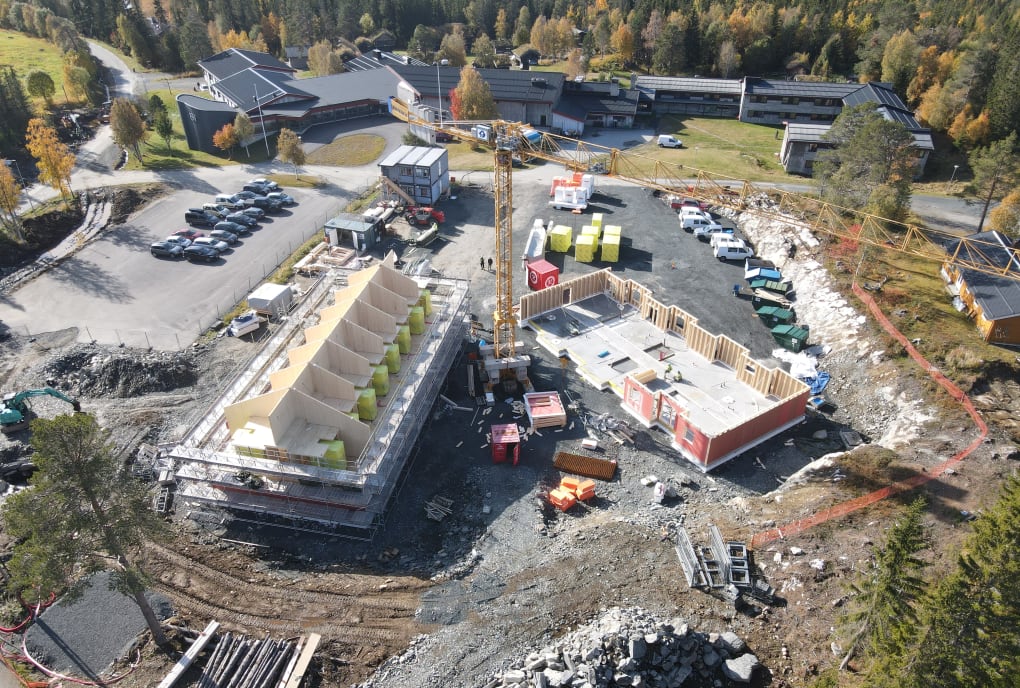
[771,324,810,352]
[409,306,425,334]
[357,387,377,421]
[419,289,433,316]
[755,306,795,328]
[385,343,401,373]
[397,324,411,354]
[748,278,792,294]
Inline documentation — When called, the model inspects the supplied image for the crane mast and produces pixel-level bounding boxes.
[492,144,516,358]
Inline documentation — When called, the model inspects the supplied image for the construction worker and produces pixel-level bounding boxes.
[488,257,493,271]
[480,257,485,270]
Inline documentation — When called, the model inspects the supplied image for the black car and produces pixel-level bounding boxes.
[233,190,262,202]
[150,240,183,258]
[183,245,219,262]
[185,209,218,227]
[225,212,257,227]
[249,196,283,212]
[242,182,275,195]
[215,220,251,236]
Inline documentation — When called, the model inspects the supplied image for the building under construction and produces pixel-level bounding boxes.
[171,255,470,538]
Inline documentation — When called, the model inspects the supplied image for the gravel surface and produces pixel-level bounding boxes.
[24,571,173,679]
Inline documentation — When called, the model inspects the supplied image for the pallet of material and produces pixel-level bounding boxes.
[553,451,617,481]
[523,391,567,428]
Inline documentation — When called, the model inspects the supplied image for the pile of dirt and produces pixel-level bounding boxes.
[108,184,168,226]
[42,345,199,398]
[0,205,84,269]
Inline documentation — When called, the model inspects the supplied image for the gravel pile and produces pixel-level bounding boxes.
[24,571,173,678]
[42,344,199,397]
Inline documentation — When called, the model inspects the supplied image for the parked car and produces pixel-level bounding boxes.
[215,221,251,236]
[243,182,274,194]
[202,203,231,219]
[657,134,683,148]
[710,230,742,247]
[240,206,266,219]
[165,235,193,248]
[248,177,279,191]
[172,229,204,241]
[185,209,218,226]
[714,240,754,261]
[208,229,239,244]
[213,194,247,209]
[225,213,258,227]
[686,216,724,235]
[266,191,296,206]
[183,245,220,262]
[249,196,283,212]
[233,190,262,202]
[192,237,230,253]
[150,241,183,258]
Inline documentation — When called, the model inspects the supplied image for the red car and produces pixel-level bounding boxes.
[173,229,205,241]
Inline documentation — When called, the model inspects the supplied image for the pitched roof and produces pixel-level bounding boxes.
[174,93,238,113]
[214,67,313,112]
[555,88,639,117]
[783,122,831,143]
[947,231,1020,320]
[258,68,403,117]
[391,65,564,103]
[345,50,427,72]
[633,76,742,96]
[744,77,861,98]
[199,48,295,81]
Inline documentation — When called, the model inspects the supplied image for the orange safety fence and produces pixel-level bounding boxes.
[750,283,988,549]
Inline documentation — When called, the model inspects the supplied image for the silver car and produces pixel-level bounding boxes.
[192,237,230,253]
[208,229,239,244]
[266,191,296,206]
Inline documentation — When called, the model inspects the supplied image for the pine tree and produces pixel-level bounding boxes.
[0,66,32,151]
[838,497,927,672]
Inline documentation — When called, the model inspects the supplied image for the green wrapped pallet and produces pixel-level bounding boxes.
[317,439,347,470]
[549,225,572,252]
[409,306,425,334]
[397,324,411,353]
[591,212,604,229]
[419,288,433,315]
[385,343,401,373]
[372,364,390,396]
[357,387,377,420]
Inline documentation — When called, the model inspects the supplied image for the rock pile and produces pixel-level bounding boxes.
[488,607,760,687]
[43,345,199,398]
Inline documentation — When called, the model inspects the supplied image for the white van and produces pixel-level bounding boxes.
[714,241,754,261]
[657,135,683,148]
[710,232,743,248]
[679,207,709,221]
[684,216,723,234]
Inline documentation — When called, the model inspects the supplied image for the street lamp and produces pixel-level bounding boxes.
[253,83,271,157]
[947,164,960,193]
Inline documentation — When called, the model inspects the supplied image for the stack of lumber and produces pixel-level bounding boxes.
[523,391,567,428]
[160,629,319,688]
[548,225,573,252]
[575,234,596,262]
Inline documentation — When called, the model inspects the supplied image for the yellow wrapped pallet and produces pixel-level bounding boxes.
[347,410,360,421]
[317,439,347,470]
[372,364,390,396]
[601,234,620,262]
[397,324,411,354]
[603,224,622,238]
[581,224,599,239]
[418,288,433,315]
[409,306,425,334]
[549,225,572,252]
[357,387,377,420]
[575,234,597,263]
[591,212,604,230]
[385,343,401,373]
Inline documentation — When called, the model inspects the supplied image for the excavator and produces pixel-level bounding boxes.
[0,388,82,434]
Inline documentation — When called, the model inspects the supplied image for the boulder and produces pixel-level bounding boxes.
[720,631,746,654]
[722,654,760,683]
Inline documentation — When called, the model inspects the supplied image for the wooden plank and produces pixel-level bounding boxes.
[283,633,320,688]
[156,620,220,688]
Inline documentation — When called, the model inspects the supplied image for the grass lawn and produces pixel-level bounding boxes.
[444,141,496,171]
[0,30,78,109]
[306,133,386,166]
[624,115,787,182]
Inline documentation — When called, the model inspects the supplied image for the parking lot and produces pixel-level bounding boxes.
[0,174,355,349]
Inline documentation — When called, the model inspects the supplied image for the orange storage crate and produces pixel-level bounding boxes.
[560,476,582,492]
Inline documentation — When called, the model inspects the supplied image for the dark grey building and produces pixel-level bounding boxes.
[633,76,742,117]
[176,94,240,154]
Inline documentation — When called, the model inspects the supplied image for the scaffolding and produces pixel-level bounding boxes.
[172,271,470,537]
